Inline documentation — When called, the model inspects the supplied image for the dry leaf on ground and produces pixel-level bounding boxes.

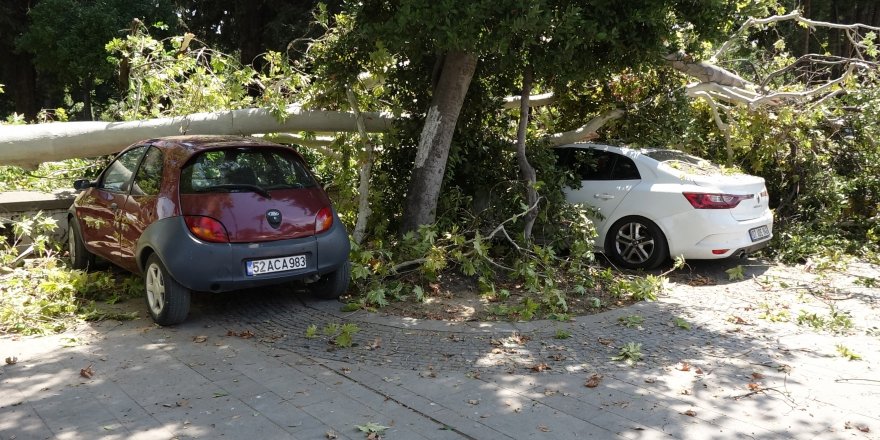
[683,410,697,417]
[845,421,870,432]
[193,335,208,343]
[5,356,18,365]
[367,338,382,350]
[729,316,748,325]
[80,365,94,379]
[531,363,551,372]
[585,374,603,388]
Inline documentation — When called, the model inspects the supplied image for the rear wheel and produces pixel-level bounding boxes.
[144,254,191,325]
[309,261,351,299]
[67,218,95,270]
[605,216,668,270]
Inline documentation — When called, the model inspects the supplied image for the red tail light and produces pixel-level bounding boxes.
[185,216,229,242]
[315,207,333,234]
[683,192,751,209]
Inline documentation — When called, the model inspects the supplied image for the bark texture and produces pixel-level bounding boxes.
[515,67,537,242]
[0,105,394,168]
[347,87,374,244]
[400,51,477,234]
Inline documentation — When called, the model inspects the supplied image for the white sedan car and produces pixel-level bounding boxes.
[556,143,773,269]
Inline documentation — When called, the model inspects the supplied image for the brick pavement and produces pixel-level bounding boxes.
[1,259,878,439]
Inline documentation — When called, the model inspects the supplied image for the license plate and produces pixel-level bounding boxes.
[749,225,771,242]
[246,255,307,276]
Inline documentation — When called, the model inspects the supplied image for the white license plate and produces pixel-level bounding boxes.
[749,225,771,242]
[246,255,307,276]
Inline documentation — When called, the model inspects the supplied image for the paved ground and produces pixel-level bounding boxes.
[1,258,878,439]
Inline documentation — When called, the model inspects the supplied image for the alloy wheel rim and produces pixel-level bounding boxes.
[145,263,166,316]
[615,222,655,265]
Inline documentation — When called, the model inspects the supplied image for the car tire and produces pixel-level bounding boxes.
[144,254,191,325]
[605,216,668,270]
[67,218,95,270]
[310,261,351,299]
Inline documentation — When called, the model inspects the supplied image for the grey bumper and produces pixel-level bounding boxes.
[137,215,350,293]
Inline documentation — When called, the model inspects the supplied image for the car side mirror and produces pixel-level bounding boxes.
[73,179,95,191]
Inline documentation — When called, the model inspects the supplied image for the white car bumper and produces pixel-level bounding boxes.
[658,209,774,260]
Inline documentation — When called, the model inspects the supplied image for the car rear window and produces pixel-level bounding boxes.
[643,149,721,173]
[179,147,317,194]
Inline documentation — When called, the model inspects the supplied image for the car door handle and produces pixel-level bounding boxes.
[594,193,615,200]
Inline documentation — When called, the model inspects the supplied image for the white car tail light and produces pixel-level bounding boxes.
[683,192,753,209]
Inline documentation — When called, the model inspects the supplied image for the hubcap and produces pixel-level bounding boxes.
[145,263,166,316]
[614,222,655,265]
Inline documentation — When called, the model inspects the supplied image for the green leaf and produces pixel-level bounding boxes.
[356,422,389,434]
[726,265,745,281]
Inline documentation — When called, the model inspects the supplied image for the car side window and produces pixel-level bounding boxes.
[573,149,615,180]
[610,155,640,180]
[131,147,164,196]
[100,146,147,193]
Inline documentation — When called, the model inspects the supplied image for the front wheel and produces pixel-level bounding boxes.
[309,261,351,299]
[605,217,668,270]
[144,254,191,325]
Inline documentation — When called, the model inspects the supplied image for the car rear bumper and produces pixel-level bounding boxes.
[659,209,773,261]
[137,215,350,293]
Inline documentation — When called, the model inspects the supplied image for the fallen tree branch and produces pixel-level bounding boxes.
[502,92,555,109]
[547,109,624,146]
[714,11,880,62]
[0,105,394,168]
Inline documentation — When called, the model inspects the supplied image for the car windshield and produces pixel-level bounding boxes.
[179,147,316,194]
[643,149,721,174]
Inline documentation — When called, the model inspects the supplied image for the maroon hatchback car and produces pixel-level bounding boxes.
[68,135,351,325]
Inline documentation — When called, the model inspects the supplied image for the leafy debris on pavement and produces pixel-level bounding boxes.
[585,373,602,388]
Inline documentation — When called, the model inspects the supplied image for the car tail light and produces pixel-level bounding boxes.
[185,216,229,243]
[683,192,750,209]
[315,207,333,234]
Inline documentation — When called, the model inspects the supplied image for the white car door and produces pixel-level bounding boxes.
[561,148,641,231]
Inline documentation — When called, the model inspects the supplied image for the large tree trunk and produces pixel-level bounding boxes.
[347,87,374,244]
[11,53,38,121]
[515,67,537,242]
[236,0,266,68]
[400,51,477,234]
[0,105,394,168]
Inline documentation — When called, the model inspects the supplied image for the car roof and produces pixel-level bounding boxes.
[150,135,282,151]
[555,142,664,156]
[122,135,303,163]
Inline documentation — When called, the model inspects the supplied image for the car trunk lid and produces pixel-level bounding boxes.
[689,174,769,221]
[179,188,329,242]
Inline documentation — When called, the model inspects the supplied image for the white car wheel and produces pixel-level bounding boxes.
[606,217,668,270]
[144,254,191,325]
